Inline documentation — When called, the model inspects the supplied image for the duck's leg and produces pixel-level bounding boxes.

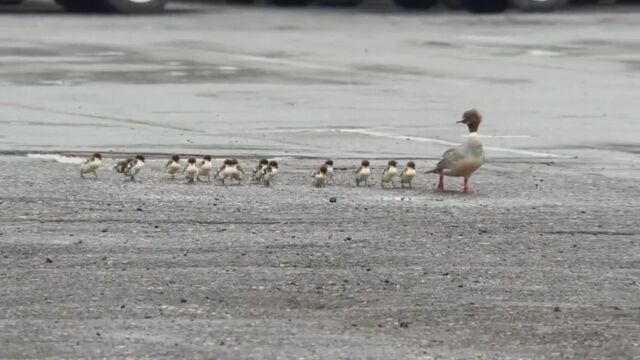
[435,174,444,192]
[462,176,473,193]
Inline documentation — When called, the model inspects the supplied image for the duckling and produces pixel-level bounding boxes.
[262,160,278,187]
[324,159,334,184]
[80,152,102,179]
[400,161,416,188]
[184,157,198,183]
[380,160,398,188]
[253,159,269,182]
[230,158,244,185]
[216,159,234,185]
[114,158,133,173]
[312,165,329,188]
[165,155,181,179]
[197,155,213,182]
[124,155,145,182]
[355,160,371,187]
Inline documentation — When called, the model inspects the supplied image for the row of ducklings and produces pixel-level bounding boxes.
[80,153,415,188]
[312,159,416,188]
[108,155,279,186]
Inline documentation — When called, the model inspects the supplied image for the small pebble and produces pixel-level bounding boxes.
[45,257,53,263]
[329,197,337,203]
[553,306,561,312]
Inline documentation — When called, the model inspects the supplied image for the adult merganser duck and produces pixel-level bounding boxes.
[355,160,371,187]
[197,155,213,182]
[427,109,484,193]
[80,152,102,179]
[380,160,398,188]
[165,155,181,179]
[400,161,416,188]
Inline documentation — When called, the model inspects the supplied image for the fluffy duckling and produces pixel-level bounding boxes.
[230,158,244,184]
[184,157,198,183]
[380,160,398,188]
[312,165,329,188]
[80,152,102,179]
[253,159,269,181]
[262,160,278,187]
[197,155,213,182]
[400,161,416,188]
[355,160,371,187]
[114,158,133,173]
[124,155,145,182]
[165,155,181,179]
[216,159,234,185]
[324,159,334,183]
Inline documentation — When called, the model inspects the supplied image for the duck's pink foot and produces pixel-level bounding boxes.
[462,177,473,193]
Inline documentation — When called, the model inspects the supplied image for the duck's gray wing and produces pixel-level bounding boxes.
[427,148,463,174]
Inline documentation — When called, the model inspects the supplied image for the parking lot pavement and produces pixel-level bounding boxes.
[0,155,638,358]
[1,1,640,358]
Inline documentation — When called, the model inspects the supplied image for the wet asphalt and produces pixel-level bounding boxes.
[1,1,640,359]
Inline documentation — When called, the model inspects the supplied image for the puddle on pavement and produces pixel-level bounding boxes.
[0,42,358,86]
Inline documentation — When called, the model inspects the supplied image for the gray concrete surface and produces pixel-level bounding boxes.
[1,1,640,359]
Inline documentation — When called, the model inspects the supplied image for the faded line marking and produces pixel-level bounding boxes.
[461,134,532,139]
[333,128,570,159]
[231,54,347,72]
[0,101,195,133]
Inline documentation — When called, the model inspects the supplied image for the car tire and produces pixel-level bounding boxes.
[269,0,312,6]
[58,0,110,12]
[461,0,508,13]
[393,0,437,10]
[317,0,363,7]
[441,0,463,9]
[102,0,167,13]
[510,0,567,11]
